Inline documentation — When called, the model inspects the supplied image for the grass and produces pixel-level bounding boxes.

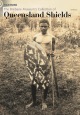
[0,32,80,115]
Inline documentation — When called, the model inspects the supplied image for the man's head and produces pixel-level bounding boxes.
[39,19,49,35]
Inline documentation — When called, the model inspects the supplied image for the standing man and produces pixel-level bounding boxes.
[26,19,55,110]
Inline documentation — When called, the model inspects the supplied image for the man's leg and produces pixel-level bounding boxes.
[42,86,48,110]
[26,84,36,108]
[43,86,48,101]
[31,84,36,105]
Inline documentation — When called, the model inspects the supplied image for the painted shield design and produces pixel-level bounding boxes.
[24,41,51,89]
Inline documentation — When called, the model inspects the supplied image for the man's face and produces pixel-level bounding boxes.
[39,23,49,35]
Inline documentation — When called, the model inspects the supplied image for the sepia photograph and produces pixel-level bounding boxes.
[0,0,80,115]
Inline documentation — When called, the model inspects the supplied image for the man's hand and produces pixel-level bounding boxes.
[47,50,54,57]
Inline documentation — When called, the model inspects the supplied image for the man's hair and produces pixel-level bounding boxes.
[39,19,49,26]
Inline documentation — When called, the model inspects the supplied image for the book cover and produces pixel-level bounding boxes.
[0,0,80,115]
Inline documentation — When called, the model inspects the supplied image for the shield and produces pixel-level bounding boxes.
[24,41,51,89]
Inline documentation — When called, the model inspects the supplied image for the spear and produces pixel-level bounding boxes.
[49,16,59,106]
[50,41,59,107]
[51,54,59,94]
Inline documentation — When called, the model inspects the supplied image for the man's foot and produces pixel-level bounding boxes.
[42,102,47,110]
[26,102,37,109]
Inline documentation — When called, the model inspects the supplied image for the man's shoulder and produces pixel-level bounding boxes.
[48,34,56,44]
[33,32,56,42]
[47,33,56,39]
[34,33,42,38]
[34,32,55,38]
[33,33,41,41]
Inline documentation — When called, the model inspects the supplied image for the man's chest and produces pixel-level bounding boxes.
[35,35,52,51]
[36,35,52,44]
